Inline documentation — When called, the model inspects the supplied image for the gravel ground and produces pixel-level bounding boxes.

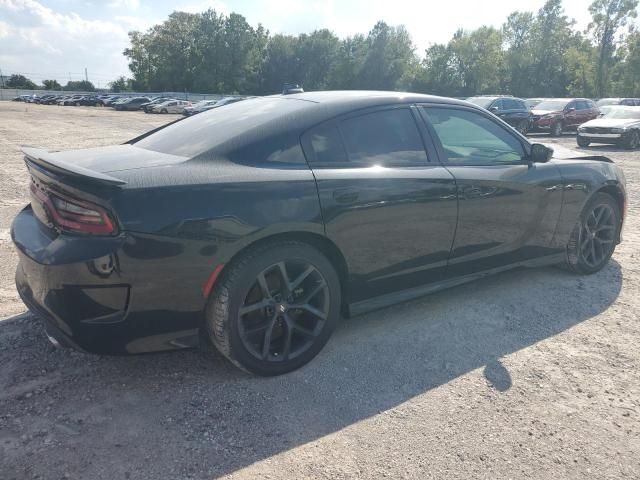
[0,102,639,480]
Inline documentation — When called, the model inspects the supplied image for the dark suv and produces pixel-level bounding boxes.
[466,96,532,134]
[531,98,599,136]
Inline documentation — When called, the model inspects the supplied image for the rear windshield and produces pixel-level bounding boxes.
[534,100,569,111]
[134,96,310,158]
[466,97,495,108]
[596,98,620,106]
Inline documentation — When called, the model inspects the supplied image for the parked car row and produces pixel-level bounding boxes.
[10,92,248,116]
[465,95,640,149]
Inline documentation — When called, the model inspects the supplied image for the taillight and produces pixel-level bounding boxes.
[30,182,116,235]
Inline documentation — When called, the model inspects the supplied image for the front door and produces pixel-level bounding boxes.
[419,105,564,277]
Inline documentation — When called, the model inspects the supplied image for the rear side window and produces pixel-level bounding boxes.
[339,108,428,166]
[301,122,348,164]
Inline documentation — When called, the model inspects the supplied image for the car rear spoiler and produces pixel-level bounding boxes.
[21,146,127,186]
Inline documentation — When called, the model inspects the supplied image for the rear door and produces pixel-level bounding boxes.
[419,104,564,277]
[302,105,458,304]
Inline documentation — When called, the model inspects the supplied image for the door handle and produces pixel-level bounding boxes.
[333,188,359,204]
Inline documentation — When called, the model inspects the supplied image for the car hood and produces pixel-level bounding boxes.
[540,142,613,163]
[28,144,189,174]
[531,109,562,116]
[580,118,640,129]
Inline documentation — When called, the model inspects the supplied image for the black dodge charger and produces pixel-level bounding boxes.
[12,91,627,375]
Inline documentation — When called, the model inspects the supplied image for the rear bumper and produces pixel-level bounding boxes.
[12,206,203,354]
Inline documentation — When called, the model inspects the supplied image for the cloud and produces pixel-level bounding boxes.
[107,0,141,9]
[0,0,134,85]
[175,0,228,15]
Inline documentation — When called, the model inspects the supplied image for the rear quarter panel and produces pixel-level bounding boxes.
[550,159,625,248]
[112,160,324,312]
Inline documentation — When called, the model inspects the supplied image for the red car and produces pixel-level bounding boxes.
[531,98,599,136]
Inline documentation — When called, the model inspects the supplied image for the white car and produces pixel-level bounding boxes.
[577,105,640,149]
[182,99,218,116]
[151,100,191,114]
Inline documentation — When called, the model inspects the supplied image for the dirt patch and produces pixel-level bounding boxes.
[0,103,639,479]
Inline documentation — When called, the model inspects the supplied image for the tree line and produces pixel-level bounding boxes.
[5,0,639,98]
[2,76,96,92]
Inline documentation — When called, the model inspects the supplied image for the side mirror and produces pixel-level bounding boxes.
[530,143,553,163]
[566,107,576,113]
[489,106,499,113]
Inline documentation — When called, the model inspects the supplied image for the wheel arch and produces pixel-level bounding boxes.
[591,183,625,242]
[215,231,351,314]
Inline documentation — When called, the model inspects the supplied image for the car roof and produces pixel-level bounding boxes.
[282,90,467,108]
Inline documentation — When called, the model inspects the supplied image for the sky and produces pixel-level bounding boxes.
[0,0,598,88]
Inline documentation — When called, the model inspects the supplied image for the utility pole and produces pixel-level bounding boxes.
[85,68,88,82]
[0,67,4,88]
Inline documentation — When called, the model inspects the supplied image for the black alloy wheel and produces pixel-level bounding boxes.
[517,120,529,135]
[624,130,640,150]
[206,241,341,375]
[565,193,619,274]
[237,261,330,363]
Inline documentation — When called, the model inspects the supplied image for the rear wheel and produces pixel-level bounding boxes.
[564,193,620,274]
[577,136,590,147]
[624,130,640,150]
[206,241,341,376]
[550,121,563,137]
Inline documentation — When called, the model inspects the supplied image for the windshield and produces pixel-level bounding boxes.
[603,107,640,119]
[534,100,569,111]
[466,97,494,108]
[135,96,310,157]
[596,98,619,106]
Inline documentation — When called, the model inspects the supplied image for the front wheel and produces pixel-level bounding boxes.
[624,130,640,150]
[550,121,563,137]
[161,108,168,114]
[206,241,341,376]
[564,193,620,275]
[516,120,529,135]
[577,136,590,147]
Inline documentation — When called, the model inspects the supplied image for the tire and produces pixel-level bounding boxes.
[517,120,529,135]
[550,121,563,137]
[624,130,640,150]
[577,136,590,147]
[564,192,620,275]
[75,102,80,106]
[205,240,341,376]
[161,108,168,114]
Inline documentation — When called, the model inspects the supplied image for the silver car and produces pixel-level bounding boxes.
[151,100,191,114]
[577,106,640,149]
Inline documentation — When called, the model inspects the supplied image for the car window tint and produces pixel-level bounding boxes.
[339,109,428,166]
[422,107,525,165]
[302,122,348,164]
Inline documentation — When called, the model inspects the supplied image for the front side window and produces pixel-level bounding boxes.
[339,108,428,166]
[422,107,526,165]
